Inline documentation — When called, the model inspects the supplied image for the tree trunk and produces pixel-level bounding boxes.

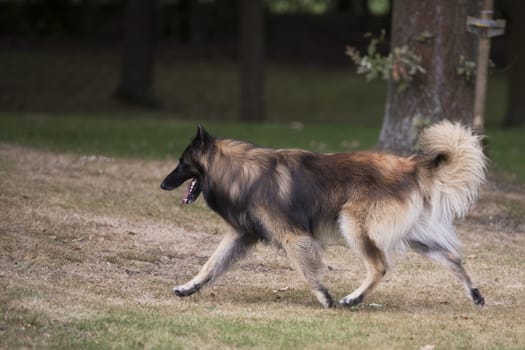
[239,0,265,121]
[189,0,203,46]
[503,0,525,127]
[81,0,98,37]
[115,0,157,107]
[378,0,482,155]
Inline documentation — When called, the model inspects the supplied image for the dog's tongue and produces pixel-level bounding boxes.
[182,178,198,204]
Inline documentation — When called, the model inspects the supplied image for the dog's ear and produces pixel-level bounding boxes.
[194,125,212,147]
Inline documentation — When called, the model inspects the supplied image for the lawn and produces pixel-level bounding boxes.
[0,49,509,125]
[1,49,524,349]
[0,113,378,159]
[1,141,524,350]
[0,113,524,182]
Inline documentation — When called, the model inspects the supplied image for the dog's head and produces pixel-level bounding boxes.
[160,126,213,204]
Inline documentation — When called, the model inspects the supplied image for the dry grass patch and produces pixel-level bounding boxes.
[1,144,525,349]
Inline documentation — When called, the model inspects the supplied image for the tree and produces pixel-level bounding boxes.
[188,0,203,45]
[503,0,525,127]
[115,0,157,107]
[239,0,265,121]
[377,0,482,155]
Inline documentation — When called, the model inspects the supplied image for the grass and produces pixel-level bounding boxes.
[9,294,525,349]
[1,138,524,350]
[486,128,525,183]
[0,113,379,158]
[0,49,509,125]
[1,49,524,349]
[47,306,476,349]
[0,50,388,122]
[2,278,523,350]
[0,113,524,182]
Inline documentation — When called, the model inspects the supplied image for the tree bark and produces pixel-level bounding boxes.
[115,0,157,107]
[503,0,525,127]
[81,0,98,37]
[239,0,265,121]
[378,0,482,155]
[189,0,203,46]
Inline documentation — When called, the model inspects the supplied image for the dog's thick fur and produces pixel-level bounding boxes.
[161,121,486,308]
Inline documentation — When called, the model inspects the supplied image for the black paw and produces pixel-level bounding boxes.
[316,287,335,308]
[471,288,485,307]
[325,295,335,308]
[322,293,335,309]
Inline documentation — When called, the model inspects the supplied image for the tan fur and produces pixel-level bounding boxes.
[417,121,487,220]
[274,164,293,202]
[212,140,266,202]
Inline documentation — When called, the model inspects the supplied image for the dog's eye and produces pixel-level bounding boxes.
[179,160,191,169]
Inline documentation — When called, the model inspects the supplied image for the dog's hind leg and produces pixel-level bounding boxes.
[282,234,334,308]
[173,231,257,297]
[338,215,387,307]
[409,239,485,307]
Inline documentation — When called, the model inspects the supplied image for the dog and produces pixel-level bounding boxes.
[161,121,486,308]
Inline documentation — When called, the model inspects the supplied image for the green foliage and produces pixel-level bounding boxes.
[456,56,495,82]
[346,31,426,93]
[367,0,391,16]
[415,30,434,43]
[265,0,335,14]
[411,114,432,130]
[456,56,477,82]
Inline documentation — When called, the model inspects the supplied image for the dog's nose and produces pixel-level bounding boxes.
[160,180,172,190]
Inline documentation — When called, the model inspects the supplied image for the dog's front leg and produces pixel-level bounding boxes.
[174,231,256,297]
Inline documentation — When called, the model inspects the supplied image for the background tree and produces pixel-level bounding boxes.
[189,0,203,45]
[503,0,525,127]
[239,0,265,121]
[115,0,157,107]
[377,0,482,155]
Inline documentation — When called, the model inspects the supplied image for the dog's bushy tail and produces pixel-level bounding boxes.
[417,120,487,221]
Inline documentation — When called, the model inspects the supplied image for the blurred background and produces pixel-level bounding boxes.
[0,0,523,178]
[0,0,519,122]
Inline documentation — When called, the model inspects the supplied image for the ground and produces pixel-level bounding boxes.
[1,143,524,349]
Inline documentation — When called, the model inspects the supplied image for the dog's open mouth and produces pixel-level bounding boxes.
[182,178,202,204]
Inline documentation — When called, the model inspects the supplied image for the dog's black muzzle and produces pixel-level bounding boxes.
[160,167,192,191]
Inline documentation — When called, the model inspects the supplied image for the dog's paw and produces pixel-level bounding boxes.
[313,288,335,309]
[173,282,199,297]
[470,288,485,307]
[339,294,364,307]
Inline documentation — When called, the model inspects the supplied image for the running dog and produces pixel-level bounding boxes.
[161,121,486,308]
